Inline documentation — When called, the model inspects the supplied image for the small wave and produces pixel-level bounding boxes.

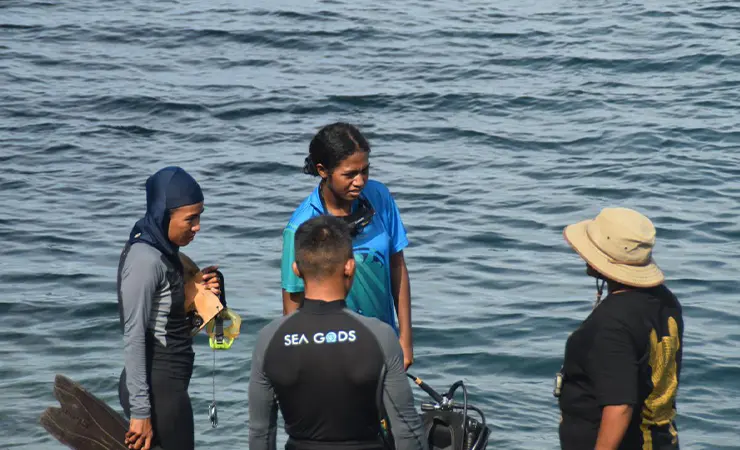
[250,8,346,22]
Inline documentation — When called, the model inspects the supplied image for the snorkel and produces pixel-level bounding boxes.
[181,258,243,429]
[182,262,243,428]
[201,269,243,428]
[205,270,242,350]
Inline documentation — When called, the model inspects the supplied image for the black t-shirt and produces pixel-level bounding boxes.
[558,285,684,450]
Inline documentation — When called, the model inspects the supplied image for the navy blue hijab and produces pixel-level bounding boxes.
[128,166,204,272]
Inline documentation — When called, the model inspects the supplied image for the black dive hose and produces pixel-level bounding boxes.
[446,380,469,448]
[406,372,445,404]
[406,373,488,450]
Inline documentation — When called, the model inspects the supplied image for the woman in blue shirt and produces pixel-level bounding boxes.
[281,122,414,370]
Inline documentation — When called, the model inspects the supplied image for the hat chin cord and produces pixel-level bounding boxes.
[594,277,607,309]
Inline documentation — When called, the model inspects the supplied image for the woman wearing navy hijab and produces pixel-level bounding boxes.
[117,166,220,450]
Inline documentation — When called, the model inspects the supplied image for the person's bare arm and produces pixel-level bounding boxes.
[595,405,633,450]
[282,289,304,315]
[391,251,413,370]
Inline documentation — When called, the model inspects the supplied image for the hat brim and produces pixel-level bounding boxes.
[563,219,665,288]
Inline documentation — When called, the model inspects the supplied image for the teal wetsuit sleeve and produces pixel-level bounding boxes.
[119,244,163,419]
[281,226,304,293]
[248,320,282,450]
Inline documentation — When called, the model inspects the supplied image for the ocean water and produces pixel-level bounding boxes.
[2,0,739,448]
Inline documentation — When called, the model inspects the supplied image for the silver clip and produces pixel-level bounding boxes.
[209,401,218,428]
[210,349,218,428]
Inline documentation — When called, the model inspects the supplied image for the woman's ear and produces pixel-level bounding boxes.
[316,163,329,181]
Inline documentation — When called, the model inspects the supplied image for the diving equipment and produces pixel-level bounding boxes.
[406,373,491,450]
[202,269,242,428]
[40,374,165,450]
[206,271,241,351]
[318,184,376,238]
[180,252,224,336]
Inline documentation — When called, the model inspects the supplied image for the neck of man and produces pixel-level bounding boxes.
[607,279,633,294]
[303,274,348,302]
[321,181,353,216]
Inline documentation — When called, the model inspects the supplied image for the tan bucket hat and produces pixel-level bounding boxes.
[563,207,664,288]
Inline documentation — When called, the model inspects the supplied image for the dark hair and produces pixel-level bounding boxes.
[303,122,371,176]
[294,215,353,280]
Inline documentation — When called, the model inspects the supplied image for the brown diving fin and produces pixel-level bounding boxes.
[39,374,163,450]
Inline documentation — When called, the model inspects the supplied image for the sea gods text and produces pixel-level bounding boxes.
[284,330,357,346]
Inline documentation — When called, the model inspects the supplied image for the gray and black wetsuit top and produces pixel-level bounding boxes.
[117,241,194,419]
[248,298,428,450]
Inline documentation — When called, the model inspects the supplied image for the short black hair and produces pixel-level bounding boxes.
[294,215,353,280]
[303,122,371,176]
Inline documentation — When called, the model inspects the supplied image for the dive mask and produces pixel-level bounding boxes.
[207,308,242,350]
[203,270,242,350]
[319,187,375,237]
[343,196,375,237]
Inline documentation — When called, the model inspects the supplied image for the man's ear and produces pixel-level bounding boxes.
[292,261,302,279]
[344,257,356,278]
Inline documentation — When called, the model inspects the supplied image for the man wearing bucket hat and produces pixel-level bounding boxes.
[556,207,684,450]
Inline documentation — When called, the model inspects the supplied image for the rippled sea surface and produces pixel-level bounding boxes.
[2,0,739,448]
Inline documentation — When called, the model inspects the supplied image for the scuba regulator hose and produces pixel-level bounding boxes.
[406,373,489,450]
[406,372,445,404]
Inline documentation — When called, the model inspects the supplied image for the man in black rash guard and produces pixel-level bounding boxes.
[248,215,427,450]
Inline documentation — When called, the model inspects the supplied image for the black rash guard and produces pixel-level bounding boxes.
[248,298,428,450]
[116,241,195,450]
